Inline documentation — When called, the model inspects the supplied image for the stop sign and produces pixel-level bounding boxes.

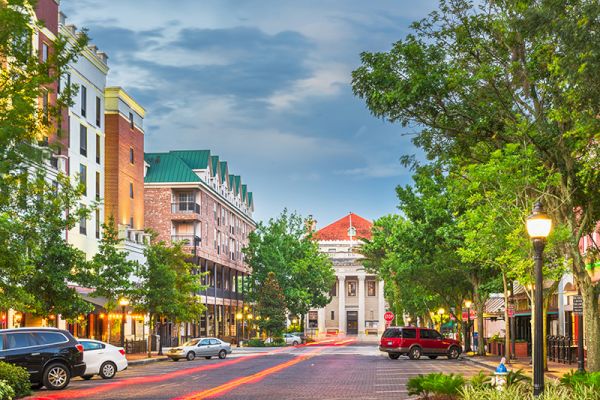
[384,312,394,322]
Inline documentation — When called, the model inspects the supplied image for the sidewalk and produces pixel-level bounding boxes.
[125,352,169,366]
[464,355,581,380]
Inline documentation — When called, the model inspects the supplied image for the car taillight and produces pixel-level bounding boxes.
[119,349,125,356]
[76,344,84,353]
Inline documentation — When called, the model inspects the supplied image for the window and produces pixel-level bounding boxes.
[95,209,101,239]
[41,43,48,62]
[347,281,357,297]
[210,339,220,345]
[129,147,134,164]
[80,124,87,156]
[419,329,441,340]
[367,281,376,296]
[330,282,336,297]
[79,164,87,195]
[402,329,417,339]
[330,311,335,320]
[81,85,87,117]
[199,339,210,346]
[81,341,103,351]
[79,215,87,235]
[129,182,134,199]
[95,172,100,200]
[213,228,217,249]
[35,332,67,345]
[382,328,402,339]
[6,332,37,349]
[213,203,217,221]
[95,96,101,126]
[96,134,100,164]
[129,112,134,129]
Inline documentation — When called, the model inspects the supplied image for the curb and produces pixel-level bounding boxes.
[462,357,563,380]
[127,357,169,366]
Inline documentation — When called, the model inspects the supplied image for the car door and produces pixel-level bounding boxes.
[209,339,221,356]
[80,340,105,374]
[429,330,447,354]
[3,332,44,377]
[196,339,211,356]
[418,329,436,354]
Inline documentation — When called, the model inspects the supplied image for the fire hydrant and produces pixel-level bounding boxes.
[493,357,508,390]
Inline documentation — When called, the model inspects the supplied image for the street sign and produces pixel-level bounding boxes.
[507,304,515,318]
[384,312,394,322]
[573,295,584,315]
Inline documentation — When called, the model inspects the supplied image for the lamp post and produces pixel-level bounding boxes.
[437,308,445,333]
[119,297,129,349]
[236,312,243,347]
[526,202,552,397]
[247,314,253,338]
[464,300,472,353]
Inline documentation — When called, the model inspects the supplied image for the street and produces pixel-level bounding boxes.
[28,340,484,400]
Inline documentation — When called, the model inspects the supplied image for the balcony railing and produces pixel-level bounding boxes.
[171,235,201,247]
[171,202,200,214]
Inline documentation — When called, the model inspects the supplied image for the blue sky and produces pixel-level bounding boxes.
[61,0,437,226]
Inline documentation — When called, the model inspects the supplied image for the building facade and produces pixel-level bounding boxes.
[307,213,386,340]
[144,150,255,343]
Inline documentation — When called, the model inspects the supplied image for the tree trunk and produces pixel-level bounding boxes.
[473,290,486,356]
[582,282,600,371]
[147,313,155,358]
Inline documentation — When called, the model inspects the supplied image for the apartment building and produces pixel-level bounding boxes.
[144,150,255,343]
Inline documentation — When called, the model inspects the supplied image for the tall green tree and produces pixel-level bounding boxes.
[256,272,287,337]
[353,0,600,370]
[243,210,335,319]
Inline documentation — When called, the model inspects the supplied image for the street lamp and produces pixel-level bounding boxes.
[526,201,552,397]
[247,314,253,338]
[464,300,472,352]
[119,297,129,349]
[236,312,243,347]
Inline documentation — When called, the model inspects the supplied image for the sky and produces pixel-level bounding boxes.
[61,0,438,227]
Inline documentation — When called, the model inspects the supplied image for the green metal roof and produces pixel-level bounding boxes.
[248,192,253,207]
[219,161,228,184]
[234,175,241,194]
[144,153,202,183]
[228,175,235,188]
[170,150,210,169]
[210,156,219,176]
[242,184,247,203]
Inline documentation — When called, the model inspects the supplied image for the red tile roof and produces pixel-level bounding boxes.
[314,213,373,241]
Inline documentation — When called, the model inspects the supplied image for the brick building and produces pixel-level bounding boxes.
[144,150,255,343]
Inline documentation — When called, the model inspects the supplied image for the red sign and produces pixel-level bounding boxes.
[384,312,395,322]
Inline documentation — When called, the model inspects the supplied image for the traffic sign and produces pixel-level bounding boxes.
[573,295,584,315]
[384,312,394,322]
[507,304,515,318]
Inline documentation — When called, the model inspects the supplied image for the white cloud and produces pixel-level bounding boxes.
[334,162,406,179]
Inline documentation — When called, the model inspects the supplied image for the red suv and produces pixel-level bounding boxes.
[379,326,461,360]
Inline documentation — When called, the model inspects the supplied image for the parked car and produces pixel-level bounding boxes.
[379,326,462,360]
[283,333,302,346]
[78,339,127,380]
[0,327,85,390]
[167,338,232,361]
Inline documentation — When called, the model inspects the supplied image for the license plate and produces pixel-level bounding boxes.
[387,341,393,346]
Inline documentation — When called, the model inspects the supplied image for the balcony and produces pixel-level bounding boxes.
[171,202,201,220]
[171,235,201,248]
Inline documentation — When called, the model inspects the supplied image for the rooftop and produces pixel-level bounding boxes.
[314,213,372,242]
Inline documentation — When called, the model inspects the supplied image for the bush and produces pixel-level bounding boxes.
[560,370,600,390]
[0,362,30,399]
[469,371,492,389]
[0,381,16,400]
[461,381,600,400]
[271,337,285,346]
[505,369,529,387]
[244,339,265,347]
[407,373,465,399]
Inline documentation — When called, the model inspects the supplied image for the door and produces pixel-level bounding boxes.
[80,340,105,375]
[196,339,211,356]
[420,329,445,354]
[4,332,44,377]
[346,311,358,335]
[209,339,221,356]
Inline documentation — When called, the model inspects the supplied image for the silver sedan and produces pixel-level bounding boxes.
[167,337,232,361]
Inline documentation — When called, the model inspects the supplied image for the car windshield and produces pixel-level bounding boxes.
[182,339,200,347]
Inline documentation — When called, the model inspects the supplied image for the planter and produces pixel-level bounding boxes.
[514,342,528,358]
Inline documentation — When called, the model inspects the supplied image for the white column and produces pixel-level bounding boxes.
[358,275,365,337]
[338,276,346,335]
[317,308,326,338]
[378,280,386,334]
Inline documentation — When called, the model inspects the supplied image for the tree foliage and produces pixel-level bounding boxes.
[256,272,287,337]
[243,210,335,318]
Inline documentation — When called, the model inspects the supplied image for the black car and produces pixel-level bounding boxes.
[0,328,86,390]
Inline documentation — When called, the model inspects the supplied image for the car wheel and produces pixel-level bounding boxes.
[205,356,212,360]
[82,375,94,380]
[408,347,422,360]
[447,346,460,360]
[99,361,117,379]
[292,341,299,346]
[43,363,71,390]
[187,352,196,361]
[388,353,400,360]
[218,350,227,359]
[428,355,438,359]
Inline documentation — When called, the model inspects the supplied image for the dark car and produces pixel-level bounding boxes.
[0,328,85,390]
[379,326,462,360]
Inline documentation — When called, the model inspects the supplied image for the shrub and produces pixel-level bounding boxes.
[505,369,529,387]
[407,373,465,399]
[560,370,600,390]
[0,380,16,400]
[271,337,285,346]
[469,371,492,389]
[0,363,30,399]
[244,339,265,347]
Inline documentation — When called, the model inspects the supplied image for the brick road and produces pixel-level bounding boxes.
[28,342,485,400]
